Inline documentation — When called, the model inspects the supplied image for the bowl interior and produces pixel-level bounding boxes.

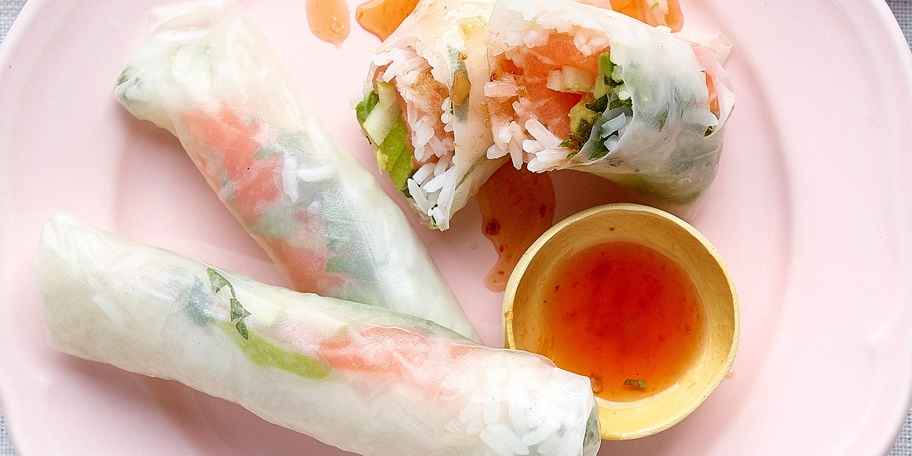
[504,203,739,440]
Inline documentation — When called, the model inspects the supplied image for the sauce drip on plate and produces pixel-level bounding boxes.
[538,240,703,402]
[356,0,420,41]
[306,0,351,47]
[476,163,555,292]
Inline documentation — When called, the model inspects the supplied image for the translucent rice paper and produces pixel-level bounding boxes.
[113,0,479,342]
[36,213,601,456]
[486,0,736,218]
[361,0,506,231]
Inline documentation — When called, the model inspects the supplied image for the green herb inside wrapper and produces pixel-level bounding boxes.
[561,53,632,158]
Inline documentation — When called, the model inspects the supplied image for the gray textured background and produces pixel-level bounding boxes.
[2,0,912,454]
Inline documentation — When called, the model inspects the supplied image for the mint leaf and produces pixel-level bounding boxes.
[207,268,251,339]
[230,297,251,322]
[590,137,611,159]
[207,268,232,295]
[609,98,632,110]
[235,320,250,340]
[586,95,609,112]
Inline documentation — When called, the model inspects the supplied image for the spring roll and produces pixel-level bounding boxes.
[356,0,505,231]
[113,0,479,341]
[36,213,601,456]
[485,0,735,218]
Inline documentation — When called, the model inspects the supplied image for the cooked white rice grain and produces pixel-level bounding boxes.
[434,154,452,176]
[407,178,430,212]
[524,118,562,149]
[423,172,449,194]
[412,161,435,184]
[484,81,517,98]
[522,139,545,154]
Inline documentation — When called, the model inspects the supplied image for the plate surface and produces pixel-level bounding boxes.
[1,0,911,454]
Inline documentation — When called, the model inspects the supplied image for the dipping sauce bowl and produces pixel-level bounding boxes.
[503,203,739,440]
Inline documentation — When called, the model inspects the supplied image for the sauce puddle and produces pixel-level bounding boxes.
[538,240,704,402]
[476,163,556,292]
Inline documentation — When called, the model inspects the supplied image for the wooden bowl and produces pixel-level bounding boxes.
[503,203,739,440]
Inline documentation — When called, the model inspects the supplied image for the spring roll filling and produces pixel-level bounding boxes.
[486,29,722,172]
[486,34,609,166]
[358,47,466,226]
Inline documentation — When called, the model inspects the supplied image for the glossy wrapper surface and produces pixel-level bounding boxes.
[113,0,480,341]
[485,0,736,218]
[35,212,601,456]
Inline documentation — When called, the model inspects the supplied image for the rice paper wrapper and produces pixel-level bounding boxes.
[360,0,505,230]
[486,0,736,218]
[36,213,601,456]
[113,0,480,342]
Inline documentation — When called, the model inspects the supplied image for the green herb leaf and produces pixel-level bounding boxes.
[586,95,609,112]
[207,268,231,295]
[624,379,647,389]
[609,97,632,110]
[565,98,600,151]
[230,297,251,322]
[207,268,251,339]
[235,320,250,340]
[590,137,611,159]
[561,131,588,152]
[576,118,594,138]
[658,110,669,130]
[116,70,131,89]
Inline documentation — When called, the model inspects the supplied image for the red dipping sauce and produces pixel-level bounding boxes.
[537,240,704,402]
[476,163,555,292]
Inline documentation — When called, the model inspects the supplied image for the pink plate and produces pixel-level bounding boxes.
[2,0,912,454]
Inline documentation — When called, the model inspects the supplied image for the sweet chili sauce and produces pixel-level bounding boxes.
[355,0,420,41]
[306,0,351,47]
[538,240,703,402]
[476,162,556,292]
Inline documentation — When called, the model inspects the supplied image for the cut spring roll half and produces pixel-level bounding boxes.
[485,0,735,217]
[114,0,479,342]
[356,0,505,230]
[36,213,601,456]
